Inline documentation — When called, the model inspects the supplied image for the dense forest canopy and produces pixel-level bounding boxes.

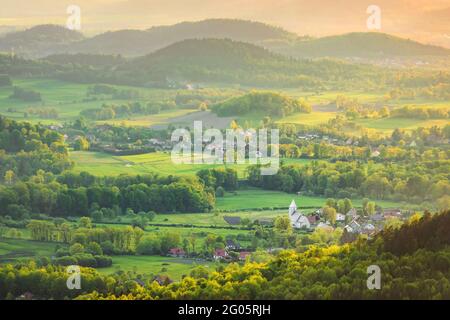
[0,116,72,179]
[212,91,312,117]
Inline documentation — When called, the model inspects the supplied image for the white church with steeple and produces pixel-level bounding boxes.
[288,200,310,229]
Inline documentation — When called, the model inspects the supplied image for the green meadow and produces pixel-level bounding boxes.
[0,78,178,123]
[143,210,285,227]
[95,109,197,127]
[277,111,337,126]
[352,117,449,135]
[215,189,409,211]
[0,238,62,264]
[69,151,312,178]
[70,151,252,177]
[0,237,214,279]
[97,255,215,280]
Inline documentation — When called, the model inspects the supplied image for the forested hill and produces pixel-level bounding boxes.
[147,19,295,42]
[73,19,295,56]
[0,19,294,58]
[109,39,380,88]
[0,25,84,58]
[270,32,450,59]
[2,21,449,60]
[0,40,384,89]
[42,53,126,67]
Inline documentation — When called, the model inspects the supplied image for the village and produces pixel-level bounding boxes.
[162,199,407,265]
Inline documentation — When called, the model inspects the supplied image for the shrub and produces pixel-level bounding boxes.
[215,186,225,197]
[73,253,97,267]
[54,256,78,266]
[94,255,113,268]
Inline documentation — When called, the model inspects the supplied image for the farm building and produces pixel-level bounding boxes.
[168,248,186,257]
[214,249,229,260]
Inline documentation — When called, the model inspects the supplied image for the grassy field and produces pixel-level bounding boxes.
[151,110,235,130]
[70,151,312,178]
[96,108,197,127]
[143,210,285,227]
[352,117,449,135]
[0,238,61,264]
[70,151,252,177]
[215,189,408,211]
[277,111,337,126]
[97,255,215,280]
[281,90,385,105]
[0,237,214,280]
[0,78,179,123]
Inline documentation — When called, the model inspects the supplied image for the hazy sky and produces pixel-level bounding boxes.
[1,0,449,46]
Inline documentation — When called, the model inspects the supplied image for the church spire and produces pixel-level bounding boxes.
[289,200,297,215]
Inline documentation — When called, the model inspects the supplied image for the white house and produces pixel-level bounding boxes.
[288,200,310,229]
[336,213,346,222]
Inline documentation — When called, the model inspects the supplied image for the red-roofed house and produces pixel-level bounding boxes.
[168,248,186,257]
[307,215,319,225]
[213,249,229,260]
[239,252,251,261]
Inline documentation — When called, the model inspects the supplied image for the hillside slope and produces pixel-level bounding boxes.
[0,25,84,58]
[111,38,377,88]
[2,22,449,61]
[270,32,450,58]
[72,19,295,56]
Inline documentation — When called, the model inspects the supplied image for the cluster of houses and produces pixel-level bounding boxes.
[213,248,252,262]
[297,133,359,146]
[167,239,252,262]
[296,132,424,153]
[288,200,404,239]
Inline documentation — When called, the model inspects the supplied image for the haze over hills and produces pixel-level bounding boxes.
[0,19,294,58]
[269,32,450,59]
[0,25,84,58]
[73,19,295,56]
[1,19,449,61]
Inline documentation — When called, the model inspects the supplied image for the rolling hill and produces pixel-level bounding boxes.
[71,19,295,56]
[42,53,126,67]
[269,32,450,58]
[0,25,84,58]
[110,38,380,88]
[0,19,294,58]
[2,21,449,61]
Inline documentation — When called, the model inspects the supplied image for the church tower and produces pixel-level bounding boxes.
[289,200,297,215]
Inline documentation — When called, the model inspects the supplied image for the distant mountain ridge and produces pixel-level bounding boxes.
[268,32,450,58]
[1,19,448,60]
[72,19,295,56]
[0,19,294,58]
[0,25,84,57]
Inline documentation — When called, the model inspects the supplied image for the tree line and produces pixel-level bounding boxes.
[0,171,215,219]
[247,159,450,207]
